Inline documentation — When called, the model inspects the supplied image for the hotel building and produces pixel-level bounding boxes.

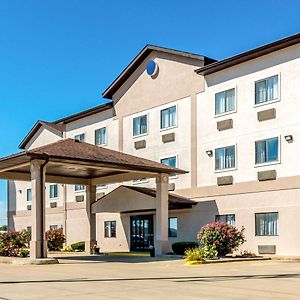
[7,33,300,256]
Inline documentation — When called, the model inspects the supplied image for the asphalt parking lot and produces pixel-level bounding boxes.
[0,256,299,300]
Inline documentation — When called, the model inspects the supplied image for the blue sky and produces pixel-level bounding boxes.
[0,0,299,224]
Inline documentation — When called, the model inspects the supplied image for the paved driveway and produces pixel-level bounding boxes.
[0,256,299,300]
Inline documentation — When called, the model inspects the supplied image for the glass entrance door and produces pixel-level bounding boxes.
[130,215,154,251]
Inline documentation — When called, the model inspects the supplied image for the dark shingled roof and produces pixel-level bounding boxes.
[26,139,187,175]
[123,185,197,209]
[102,44,216,99]
[196,32,300,75]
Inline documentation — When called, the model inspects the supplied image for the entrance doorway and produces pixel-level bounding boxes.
[130,215,154,251]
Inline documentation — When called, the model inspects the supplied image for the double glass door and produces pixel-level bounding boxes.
[130,215,154,251]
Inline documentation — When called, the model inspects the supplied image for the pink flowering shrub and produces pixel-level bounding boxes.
[197,222,246,256]
[0,229,30,257]
[46,229,65,251]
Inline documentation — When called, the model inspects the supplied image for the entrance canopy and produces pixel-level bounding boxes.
[0,139,187,185]
[92,185,197,214]
[1,138,187,259]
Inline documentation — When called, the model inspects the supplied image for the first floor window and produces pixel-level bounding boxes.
[50,225,58,230]
[215,145,235,170]
[104,221,116,238]
[74,133,85,142]
[49,184,58,199]
[168,217,178,237]
[215,214,235,226]
[160,156,177,168]
[255,137,278,164]
[133,115,147,136]
[255,75,278,104]
[95,127,107,145]
[75,184,85,192]
[161,105,176,129]
[255,212,278,236]
[26,188,32,202]
[215,88,235,115]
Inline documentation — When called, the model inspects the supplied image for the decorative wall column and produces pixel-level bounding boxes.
[155,173,169,256]
[85,184,97,254]
[30,159,47,259]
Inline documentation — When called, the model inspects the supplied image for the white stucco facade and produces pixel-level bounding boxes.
[8,35,300,256]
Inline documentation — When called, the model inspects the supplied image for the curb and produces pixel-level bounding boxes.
[185,257,271,266]
[0,257,59,265]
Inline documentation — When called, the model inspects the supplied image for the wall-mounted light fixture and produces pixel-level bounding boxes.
[206,150,213,157]
[284,135,293,143]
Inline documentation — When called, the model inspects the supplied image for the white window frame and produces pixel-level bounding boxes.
[49,184,58,200]
[74,133,86,142]
[74,184,85,193]
[160,104,178,132]
[215,214,236,226]
[160,154,178,179]
[26,188,32,202]
[214,144,237,173]
[255,212,279,236]
[254,74,281,108]
[104,220,116,238]
[254,136,281,168]
[214,87,237,118]
[95,127,107,146]
[132,113,149,138]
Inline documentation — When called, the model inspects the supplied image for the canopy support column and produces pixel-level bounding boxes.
[155,173,169,256]
[85,184,97,254]
[30,159,47,259]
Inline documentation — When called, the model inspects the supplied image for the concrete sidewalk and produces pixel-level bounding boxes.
[0,258,299,299]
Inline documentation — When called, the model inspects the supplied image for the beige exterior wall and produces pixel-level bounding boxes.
[122,97,191,190]
[8,42,300,256]
[197,43,300,187]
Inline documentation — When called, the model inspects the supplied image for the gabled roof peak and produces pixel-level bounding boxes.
[102,44,216,99]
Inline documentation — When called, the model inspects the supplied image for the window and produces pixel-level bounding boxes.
[161,106,176,129]
[49,225,58,230]
[255,212,278,236]
[215,214,235,226]
[49,184,58,199]
[168,217,177,237]
[95,127,107,145]
[160,156,177,168]
[215,145,235,170]
[26,188,32,202]
[104,221,116,238]
[75,185,85,192]
[255,137,278,164]
[255,75,278,105]
[215,88,235,115]
[74,133,85,142]
[133,115,147,136]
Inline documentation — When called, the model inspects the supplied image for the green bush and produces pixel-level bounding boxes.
[71,241,85,252]
[202,245,218,259]
[0,229,30,257]
[197,222,246,256]
[184,247,204,262]
[172,241,198,255]
[46,229,66,251]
